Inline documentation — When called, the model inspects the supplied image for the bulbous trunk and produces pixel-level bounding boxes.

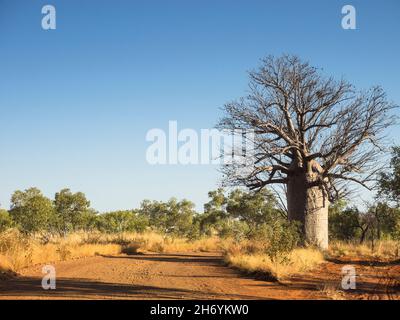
[287,165,329,250]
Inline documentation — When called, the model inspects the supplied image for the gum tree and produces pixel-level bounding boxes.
[9,187,54,234]
[218,55,396,249]
[54,188,91,234]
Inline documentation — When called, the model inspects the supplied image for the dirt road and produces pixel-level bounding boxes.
[0,252,398,299]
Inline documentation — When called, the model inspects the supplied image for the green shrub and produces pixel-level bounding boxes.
[264,220,302,263]
[0,209,13,232]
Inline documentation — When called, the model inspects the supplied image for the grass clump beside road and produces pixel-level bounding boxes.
[224,249,324,281]
[0,229,121,273]
[327,240,400,261]
[223,240,325,281]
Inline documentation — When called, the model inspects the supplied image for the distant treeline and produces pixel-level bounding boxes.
[1,147,400,244]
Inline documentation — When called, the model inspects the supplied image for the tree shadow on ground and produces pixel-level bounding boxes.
[326,257,400,267]
[0,276,269,300]
[101,253,224,266]
[285,264,400,299]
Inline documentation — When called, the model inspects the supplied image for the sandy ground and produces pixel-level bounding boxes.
[0,252,399,300]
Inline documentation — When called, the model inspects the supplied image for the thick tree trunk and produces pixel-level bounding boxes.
[287,167,329,250]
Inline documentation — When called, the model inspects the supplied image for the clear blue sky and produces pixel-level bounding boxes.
[0,0,399,212]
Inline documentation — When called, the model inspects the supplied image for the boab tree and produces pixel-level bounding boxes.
[218,55,396,249]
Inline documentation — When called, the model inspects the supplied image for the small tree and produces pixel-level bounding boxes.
[329,203,360,241]
[219,55,396,249]
[226,188,281,227]
[379,146,400,205]
[139,198,196,236]
[97,210,148,233]
[54,188,91,234]
[200,189,228,236]
[9,188,54,234]
[200,188,288,241]
[365,203,400,242]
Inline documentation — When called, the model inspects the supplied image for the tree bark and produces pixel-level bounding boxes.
[287,167,329,250]
[358,225,368,244]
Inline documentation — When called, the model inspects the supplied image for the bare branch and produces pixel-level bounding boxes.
[218,54,398,203]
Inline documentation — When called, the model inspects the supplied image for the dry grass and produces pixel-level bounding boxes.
[0,229,222,273]
[328,240,400,261]
[224,246,325,281]
[224,240,400,284]
[0,230,121,272]
[118,232,221,254]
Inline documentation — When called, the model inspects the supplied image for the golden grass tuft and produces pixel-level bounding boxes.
[224,247,325,281]
[113,232,222,254]
[328,240,400,261]
[0,230,121,272]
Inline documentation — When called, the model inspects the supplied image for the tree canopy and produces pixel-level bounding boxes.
[218,54,396,200]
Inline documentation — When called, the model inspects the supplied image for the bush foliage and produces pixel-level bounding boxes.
[2,145,400,249]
